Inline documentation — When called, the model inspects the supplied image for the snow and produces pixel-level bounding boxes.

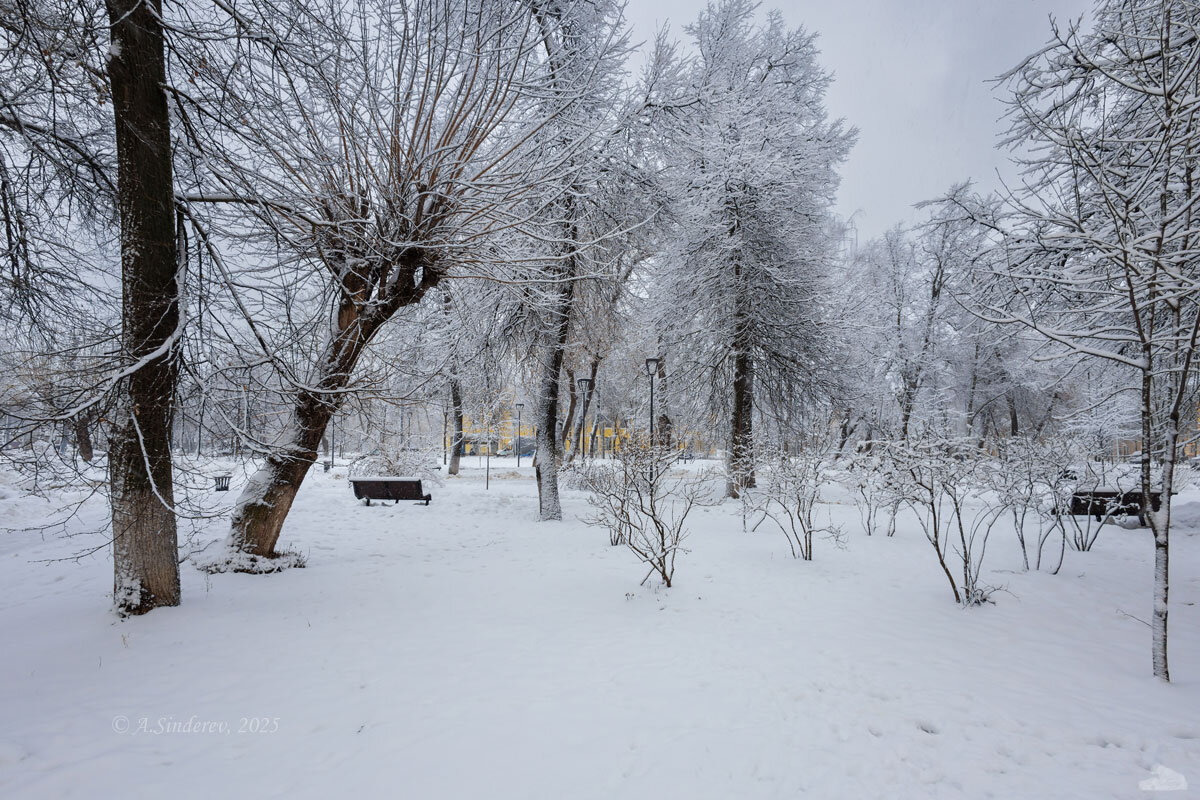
[1,458,1199,798]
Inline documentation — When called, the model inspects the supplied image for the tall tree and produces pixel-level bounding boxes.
[105,0,181,612]
[175,0,576,557]
[519,0,639,520]
[991,0,1200,680]
[655,0,854,497]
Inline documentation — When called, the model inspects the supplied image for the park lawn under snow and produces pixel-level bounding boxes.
[1,458,1199,799]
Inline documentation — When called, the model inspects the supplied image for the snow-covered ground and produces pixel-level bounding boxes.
[1,457,1198,798]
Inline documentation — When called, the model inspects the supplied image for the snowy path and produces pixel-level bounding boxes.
[1,461,1198,798]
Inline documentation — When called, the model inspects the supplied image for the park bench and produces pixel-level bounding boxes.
[349,476,431,506]
[1066,489,1162,524]
[214,474,231,492]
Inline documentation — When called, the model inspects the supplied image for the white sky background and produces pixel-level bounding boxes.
[625,0,1095,240]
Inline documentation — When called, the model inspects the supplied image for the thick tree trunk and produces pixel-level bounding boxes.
[230,294,383,556]
[448,378,465,476]
[727,339,755,498]
[230,375,341,557]
[533,365,565,519]
[534,280,574,521]
[232,270,397,556]
[106,0,181,614]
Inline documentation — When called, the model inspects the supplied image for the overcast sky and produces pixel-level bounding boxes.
[625,0,1095,239]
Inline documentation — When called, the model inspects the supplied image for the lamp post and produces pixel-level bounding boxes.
[645,357,660,482]
[645,357,660,447]
[515,402,524,468]
[576,377,593,461]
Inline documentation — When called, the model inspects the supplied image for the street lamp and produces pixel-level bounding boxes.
[644,357,660,447]
[576,377,593,461]
[645,357,660,482]
[515,402,524,468]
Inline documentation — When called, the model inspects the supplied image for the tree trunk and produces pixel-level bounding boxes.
[106,0,181,614]
[565,358,598,465]
[898,378,918,441]
[1150,458,1171,683]
[195,390,207,457]
[230,348,358,557]
[561,366,577,454]
[534,275,575,520]
[533,364,565,519]
[74,414,94,463]
[963,340,980,442]
[1144,364,1170,682]
[654,355,672,450]
[448,377,465,476]
[833,407,854,461]
[230,259,409,556]
[727,336,755,498]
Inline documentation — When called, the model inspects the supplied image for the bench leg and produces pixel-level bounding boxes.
[365,498,370,507]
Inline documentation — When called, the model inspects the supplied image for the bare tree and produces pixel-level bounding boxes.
[988,0,1200,679]
[514,0,643,520]
[174,0,577,560]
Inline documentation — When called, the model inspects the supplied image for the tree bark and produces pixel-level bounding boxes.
[1144,362,1170,682]
[561,366,577,454]
[74,414,94,463]
[448,377,465,475]
[533,271,575,520]
[231,249,433,557]
[727,332,755,498]
[566,358,598,464]
[106,0,181,614]
[654,354,672,450]
[833,407,854,461]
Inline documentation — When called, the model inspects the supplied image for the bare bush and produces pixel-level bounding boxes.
[983,439,1068,573]
[847,450,895,537]
[750,448,843,560]
[881,438,1003,606]
[580,437,714,587]
[1058,459,1140,552]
